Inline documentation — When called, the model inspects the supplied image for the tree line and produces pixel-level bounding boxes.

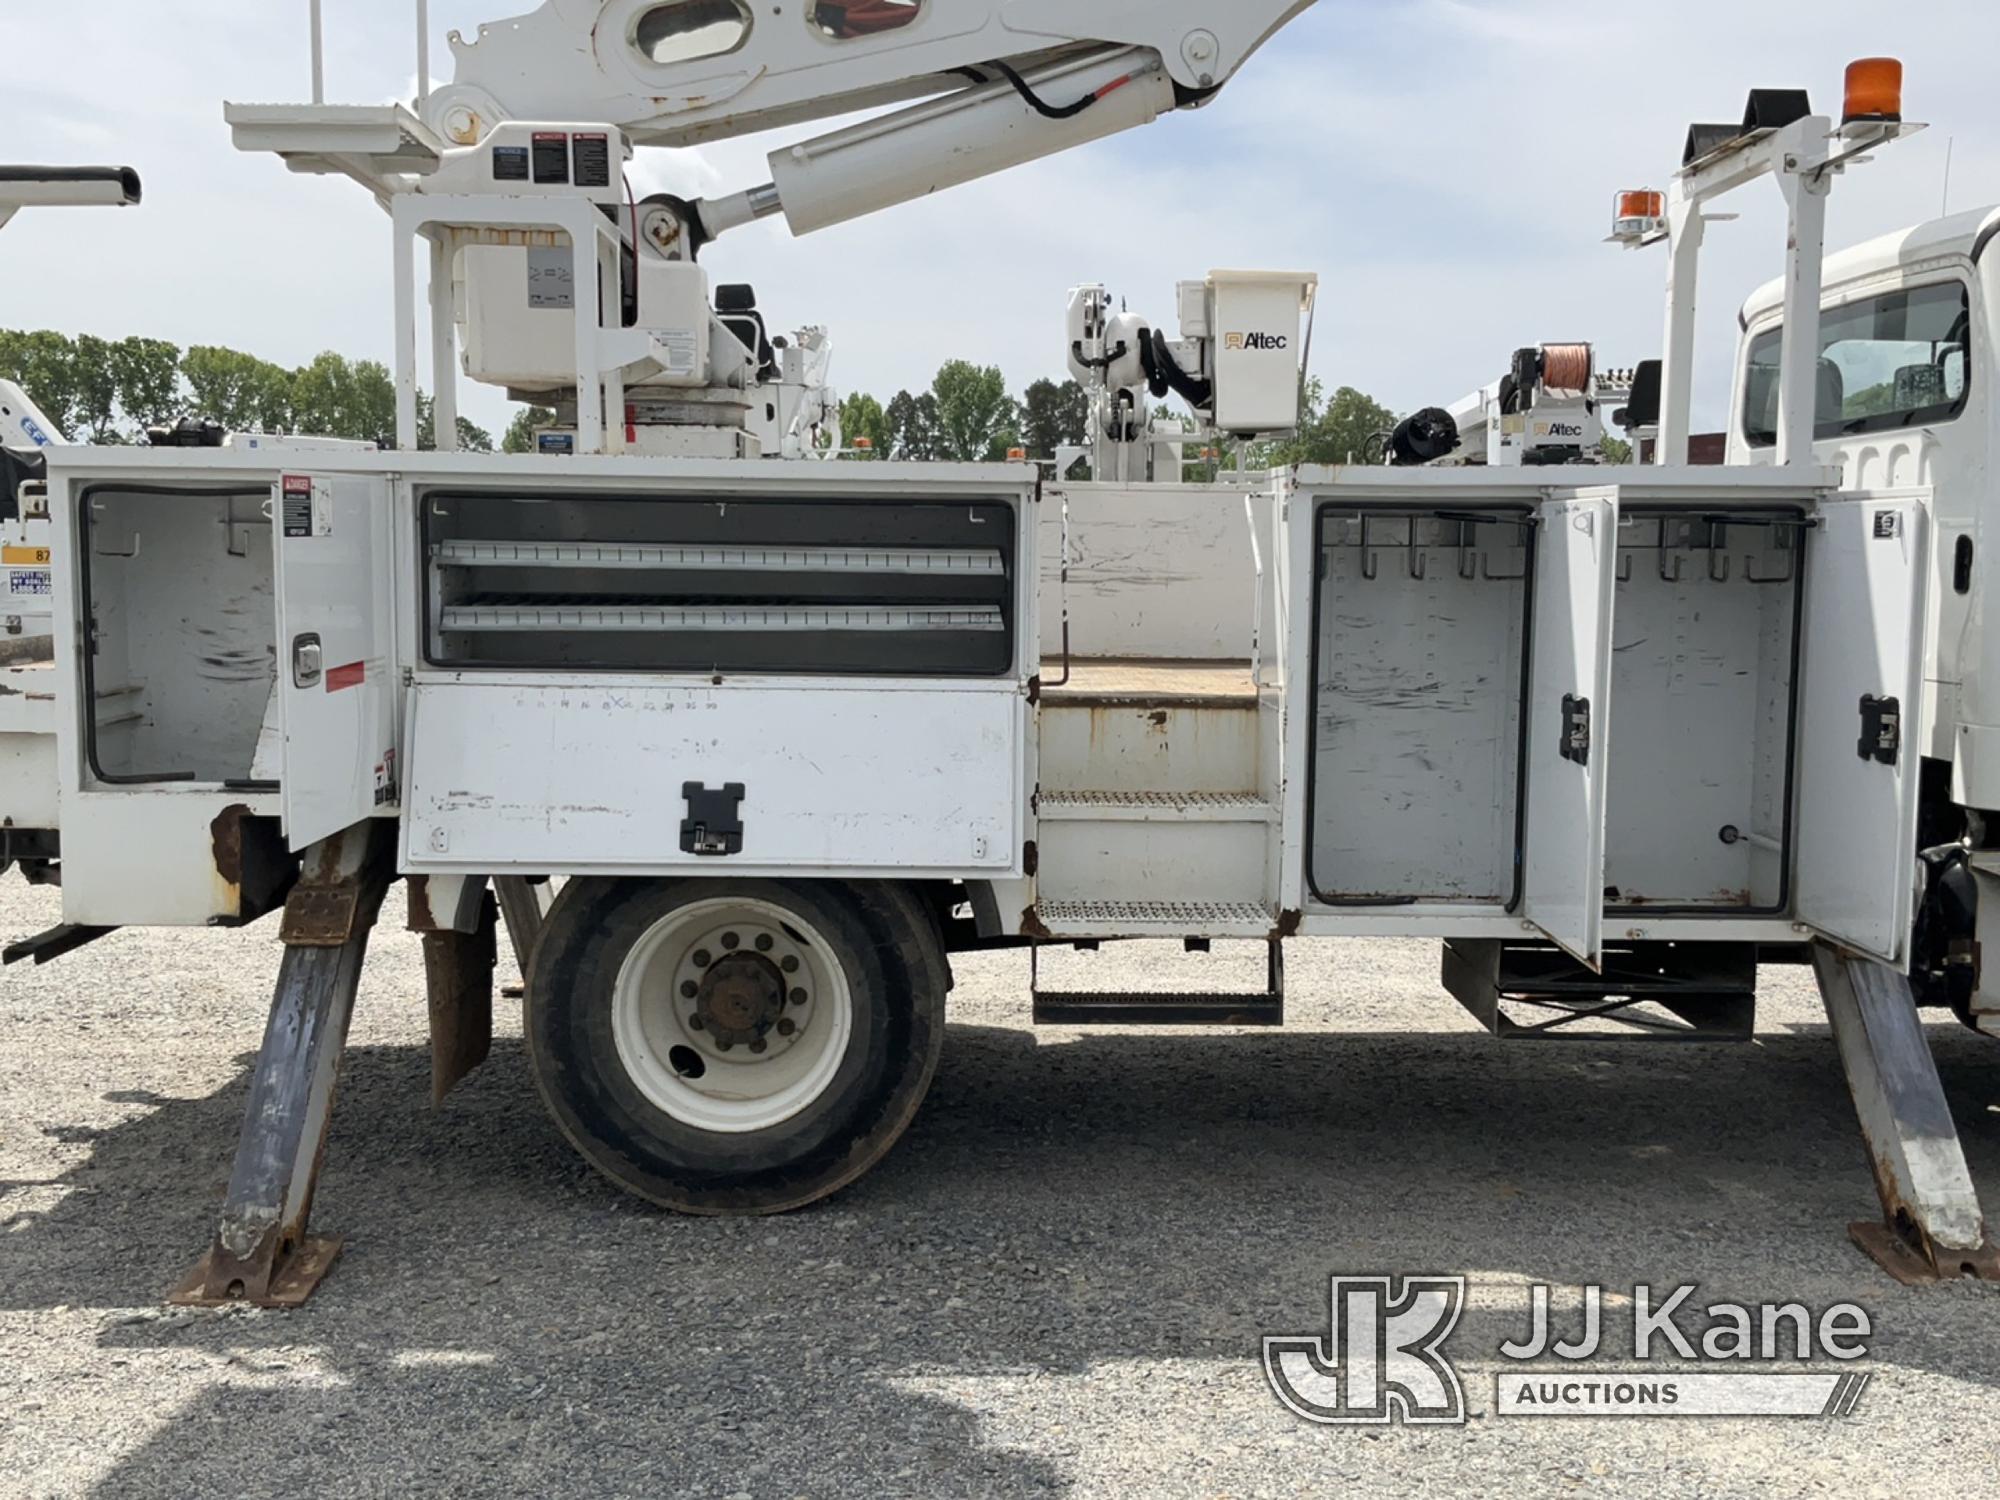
[837,362,1401,473]
[3,328,1403,469]
[0,329,498,451]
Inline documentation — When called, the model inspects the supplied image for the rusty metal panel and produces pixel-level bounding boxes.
[424,892,497,1105]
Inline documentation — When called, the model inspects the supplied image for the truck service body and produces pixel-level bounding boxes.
[2,9,1996,1301]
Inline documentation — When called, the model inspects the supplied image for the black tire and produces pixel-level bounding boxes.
[525,877,947,1215]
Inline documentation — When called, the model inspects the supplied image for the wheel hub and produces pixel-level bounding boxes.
[613,897,855,1135]
[694,953,785,1046]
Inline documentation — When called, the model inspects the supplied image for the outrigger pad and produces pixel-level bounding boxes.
[168,1236,345,1309]
[1849,1221,2000,1288]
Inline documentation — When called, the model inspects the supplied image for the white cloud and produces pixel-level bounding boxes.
[5,1,1998,437]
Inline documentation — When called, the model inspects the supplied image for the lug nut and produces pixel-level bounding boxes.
[717,1040,734,1053]
[755,933,774,952]
[776,1018,797,1038]
[693,949,712,968]
[749,1039,768,1055]
[780,955,800,974]
[680,980,699,999]
[789,987,808,1007]
[688,1014,705,1031]
[721,931,740,950]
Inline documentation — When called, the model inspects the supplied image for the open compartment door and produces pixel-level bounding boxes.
[1794,497,1930,965]
[1522,490,1618,969]
[274,472,397,850]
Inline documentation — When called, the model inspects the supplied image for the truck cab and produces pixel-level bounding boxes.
[1729,204,2000,1025]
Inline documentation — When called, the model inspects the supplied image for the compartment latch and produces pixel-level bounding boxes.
[1560,695,1592,766]
[1858,696,1901,766]
[681,782,746,857]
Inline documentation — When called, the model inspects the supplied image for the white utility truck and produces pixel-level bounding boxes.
[2,9,1995,1304]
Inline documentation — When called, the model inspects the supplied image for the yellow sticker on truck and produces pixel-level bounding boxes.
[2,546,51,565]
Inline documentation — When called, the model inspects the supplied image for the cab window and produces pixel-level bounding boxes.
[1742,281,1970,447]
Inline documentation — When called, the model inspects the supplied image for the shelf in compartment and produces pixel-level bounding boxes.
[429,540,1006,577]
[438,600,1007,634]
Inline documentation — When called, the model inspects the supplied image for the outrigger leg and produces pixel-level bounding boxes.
[1812,941,2000,1285]
[170,822,396,1307]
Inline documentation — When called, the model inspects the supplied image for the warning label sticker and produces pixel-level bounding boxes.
[7,568,52,597]
[282,475,314,538]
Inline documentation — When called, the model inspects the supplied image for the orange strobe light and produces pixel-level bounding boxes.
[1617,190,1666,221]
[1843,58,1903,124]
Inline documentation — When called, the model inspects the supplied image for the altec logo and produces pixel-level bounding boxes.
[1225,331,1290,352]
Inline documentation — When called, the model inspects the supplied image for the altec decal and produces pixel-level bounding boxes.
[1225,332,1291,352]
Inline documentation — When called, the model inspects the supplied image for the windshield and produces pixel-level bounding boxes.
[1742,280,1971,448]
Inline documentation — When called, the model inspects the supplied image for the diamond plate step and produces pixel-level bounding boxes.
[1033,899,1274,939]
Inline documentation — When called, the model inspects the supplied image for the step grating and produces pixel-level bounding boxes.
[1036,900,1272,934]
[1039,790,1269,811]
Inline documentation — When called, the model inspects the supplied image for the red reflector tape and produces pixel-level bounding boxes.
[326,661,365,693]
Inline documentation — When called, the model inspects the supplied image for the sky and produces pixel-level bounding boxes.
[7,1,2000,439]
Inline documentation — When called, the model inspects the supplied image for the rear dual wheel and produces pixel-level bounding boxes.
[525,877,946,1214]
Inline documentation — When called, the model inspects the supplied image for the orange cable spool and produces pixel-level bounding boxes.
[1540,344,1594,393]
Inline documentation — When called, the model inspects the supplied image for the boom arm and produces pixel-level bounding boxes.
[433,0,1317,148]
[426,0,1318,240]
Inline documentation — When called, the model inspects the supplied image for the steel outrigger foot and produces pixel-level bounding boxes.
[169,822,397,1308]
[1811,941,2000,1286]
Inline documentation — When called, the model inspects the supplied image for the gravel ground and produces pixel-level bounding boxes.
[3,878,1999,1498]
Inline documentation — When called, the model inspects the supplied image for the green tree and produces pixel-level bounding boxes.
[69,333,123,443]
[884,388,941,461]
[109,337,184,432]
[1265,380,1398,468]
[290,353,397,447]
[1600,434,1633,463]
[0,330,86,437]
[838,392,890,458]
[1020,377,1088,459]
[502,405,558,454]
[183,345,296,432]
[415,392,495,452]
[931,360,1020,461]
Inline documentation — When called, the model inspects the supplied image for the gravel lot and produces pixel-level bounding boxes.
[3,877,1999,1498]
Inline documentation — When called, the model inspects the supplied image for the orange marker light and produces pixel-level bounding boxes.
[1843,57,1903,124]
[1007,447,1027,461]
[1616,189,1665,221]
[854,436,873,450]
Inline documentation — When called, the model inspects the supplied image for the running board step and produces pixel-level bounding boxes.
[1443,939,1756,1041]
[1033,938,1284,1027]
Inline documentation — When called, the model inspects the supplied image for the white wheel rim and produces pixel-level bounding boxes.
[611,897,854,1135]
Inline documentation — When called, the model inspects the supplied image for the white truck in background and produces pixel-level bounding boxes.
[3,11,1998,1306]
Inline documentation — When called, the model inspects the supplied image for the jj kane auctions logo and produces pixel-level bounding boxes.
[1264,1277,1873,1425]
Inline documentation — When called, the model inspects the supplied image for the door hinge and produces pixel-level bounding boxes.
[681,782,746,857]
[1858,695,1902,766]
[1561,694,1592,766]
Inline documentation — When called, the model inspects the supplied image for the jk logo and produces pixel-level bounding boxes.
[1263,1276,1468,1426]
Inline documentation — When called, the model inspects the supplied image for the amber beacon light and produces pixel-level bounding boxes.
[1843,57,1904,125]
